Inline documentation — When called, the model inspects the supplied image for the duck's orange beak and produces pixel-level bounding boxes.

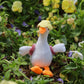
[39,27,46,34]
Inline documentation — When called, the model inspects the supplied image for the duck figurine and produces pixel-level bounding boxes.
[19,20,66,77]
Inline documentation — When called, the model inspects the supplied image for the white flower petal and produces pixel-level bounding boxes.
[72,51,83,60]
[78,41,84,47]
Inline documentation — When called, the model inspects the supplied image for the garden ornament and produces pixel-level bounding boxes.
[19,20,66,77]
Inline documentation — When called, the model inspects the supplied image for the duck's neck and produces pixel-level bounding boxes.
[38,33,48,43]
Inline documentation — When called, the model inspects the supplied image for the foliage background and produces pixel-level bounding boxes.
[0,0,84,84]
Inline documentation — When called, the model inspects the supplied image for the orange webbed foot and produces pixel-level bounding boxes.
[30,66,43,74]
[42,66,53,77]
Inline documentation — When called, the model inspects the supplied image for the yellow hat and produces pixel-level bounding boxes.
[37,20,53,30]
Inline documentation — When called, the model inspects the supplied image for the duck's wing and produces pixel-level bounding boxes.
[19,46,32,56]
[19,44,36,56]
[52,43,66,53]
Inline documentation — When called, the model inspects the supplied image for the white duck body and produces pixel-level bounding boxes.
[19,20,66,69]
[30,30,52,67]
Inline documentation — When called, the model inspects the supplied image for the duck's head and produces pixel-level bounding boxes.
[37,20,53,35]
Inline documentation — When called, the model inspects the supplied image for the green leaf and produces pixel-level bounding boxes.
[21,62,27,65]
[14,71,22,77]
[65,66,77,70]
[60,35,67,45]
[65,62,77,70]
[71,30,81,37]
[4,69,11,80]
[1,54,5,59]
[2,64,8,70]
[16,80,25,84]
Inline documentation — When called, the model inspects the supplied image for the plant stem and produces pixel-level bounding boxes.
[18,70,30,80]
